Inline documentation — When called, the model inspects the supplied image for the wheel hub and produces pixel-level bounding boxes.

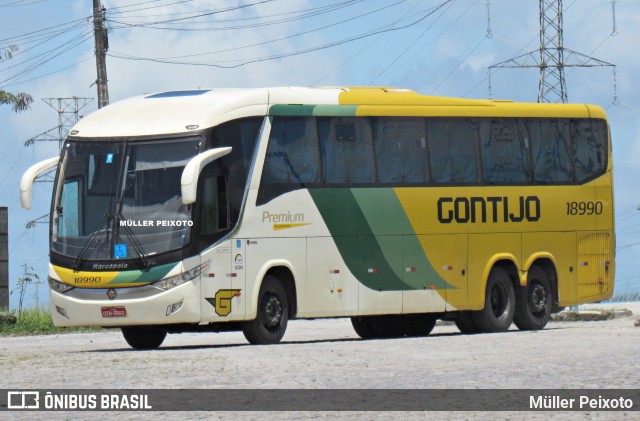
[529,283,547,313]
[263,294,282,327]
[490,284,508,319]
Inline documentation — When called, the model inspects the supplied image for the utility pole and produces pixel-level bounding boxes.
[93,0,109,108]
[489,0,616,103]
[0,207,7,312]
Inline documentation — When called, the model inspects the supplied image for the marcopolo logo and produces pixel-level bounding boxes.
[437,196,541,224]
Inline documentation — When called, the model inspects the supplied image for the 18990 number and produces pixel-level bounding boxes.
[566,201,603,216]
[73,277,102,284]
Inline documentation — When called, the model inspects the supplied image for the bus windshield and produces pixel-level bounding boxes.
[51,137,201,261]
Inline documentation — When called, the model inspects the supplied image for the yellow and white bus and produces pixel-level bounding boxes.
[20,87,614,349]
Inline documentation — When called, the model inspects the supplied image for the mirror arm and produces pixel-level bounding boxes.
[181,147,232,205]
[20,156,60,210]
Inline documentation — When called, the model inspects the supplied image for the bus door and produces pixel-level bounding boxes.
[197,161,246,322]
[199,239,246,322]
[200,240,230,322]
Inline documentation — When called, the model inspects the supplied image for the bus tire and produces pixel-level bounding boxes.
[514,266,553,330]
[455,311,479,334]
[242,275,289,345]
[121,326,167,350]
[472,266,515,332]
[351,316,377,339]
[402,314,436,337]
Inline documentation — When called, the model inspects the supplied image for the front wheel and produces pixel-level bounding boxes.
[514,266,553,330]
[121,326,167,350]
[242,275,289,345]
[472,266,515,332]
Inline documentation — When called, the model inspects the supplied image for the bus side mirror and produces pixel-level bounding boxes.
[20,156,60,210]
[181,147,232,205]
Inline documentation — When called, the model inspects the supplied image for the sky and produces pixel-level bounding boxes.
[1,0,639,309]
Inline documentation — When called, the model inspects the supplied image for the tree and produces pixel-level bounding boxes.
[0,45,33,112]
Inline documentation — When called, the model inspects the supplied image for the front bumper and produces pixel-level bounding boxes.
[49,280,201,327]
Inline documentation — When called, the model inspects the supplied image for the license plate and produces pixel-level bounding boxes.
[101,306,126,317]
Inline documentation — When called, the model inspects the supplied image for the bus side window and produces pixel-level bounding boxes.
[373,117,427,184]
[318,117,375,184]
[199,164,229,247]
[572,119,607,182]
[58,179,80,237]
[528,118,573,183]
[427,118,480,183]
[262,117,321,184]
[481,118,528,183]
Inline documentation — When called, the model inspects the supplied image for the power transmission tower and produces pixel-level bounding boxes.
[93,0,110,108]
[24,97,93,150]
[23,97,92,227]
[489,0,616,103]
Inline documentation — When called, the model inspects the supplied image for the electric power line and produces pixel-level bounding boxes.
[107,0,453,69]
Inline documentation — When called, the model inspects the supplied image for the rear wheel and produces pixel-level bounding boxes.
[369,316,404,338]
[402,314,436,337]
[454,311,479,334]
[514,266,553,330]
[472,266,515,332]
[242,275,289,345]
[352,315,436,339]
[121,326,167,350]
[351,316,377,339]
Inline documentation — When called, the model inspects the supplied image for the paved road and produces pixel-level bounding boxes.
[1,307,638,420]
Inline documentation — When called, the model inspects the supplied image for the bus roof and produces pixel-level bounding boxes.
[70,86,606,138]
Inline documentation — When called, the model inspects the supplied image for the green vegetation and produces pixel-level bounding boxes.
[606,291,640,303]
[1,45,33,112]
[0,307,99,336]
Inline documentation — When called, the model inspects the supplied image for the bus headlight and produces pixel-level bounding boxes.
[48,277,74,294]
[154,265,202,291]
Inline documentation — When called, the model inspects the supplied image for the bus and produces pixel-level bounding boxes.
[20,87,614,349]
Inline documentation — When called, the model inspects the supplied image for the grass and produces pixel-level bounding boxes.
[606,291,640,303]
[0,307,100,336]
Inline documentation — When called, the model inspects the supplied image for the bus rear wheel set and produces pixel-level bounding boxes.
[453,265,553,335]
[349,265,553,340]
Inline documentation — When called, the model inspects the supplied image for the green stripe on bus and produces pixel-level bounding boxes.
[351,189,452,290]
[108,262,178,285]
[309,188,453,291]
[268,104,357,116]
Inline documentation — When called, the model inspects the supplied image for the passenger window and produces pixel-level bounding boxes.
[481,118,528,183]
[572,119,607,182]
[528,119,573,183]
[318,117,375,184]
[374,118,427,184]
[262,117,321,184]
[427,118,479,183]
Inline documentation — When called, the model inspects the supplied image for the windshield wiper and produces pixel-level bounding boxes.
[73,213,111,271]
[114,213,155,269]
